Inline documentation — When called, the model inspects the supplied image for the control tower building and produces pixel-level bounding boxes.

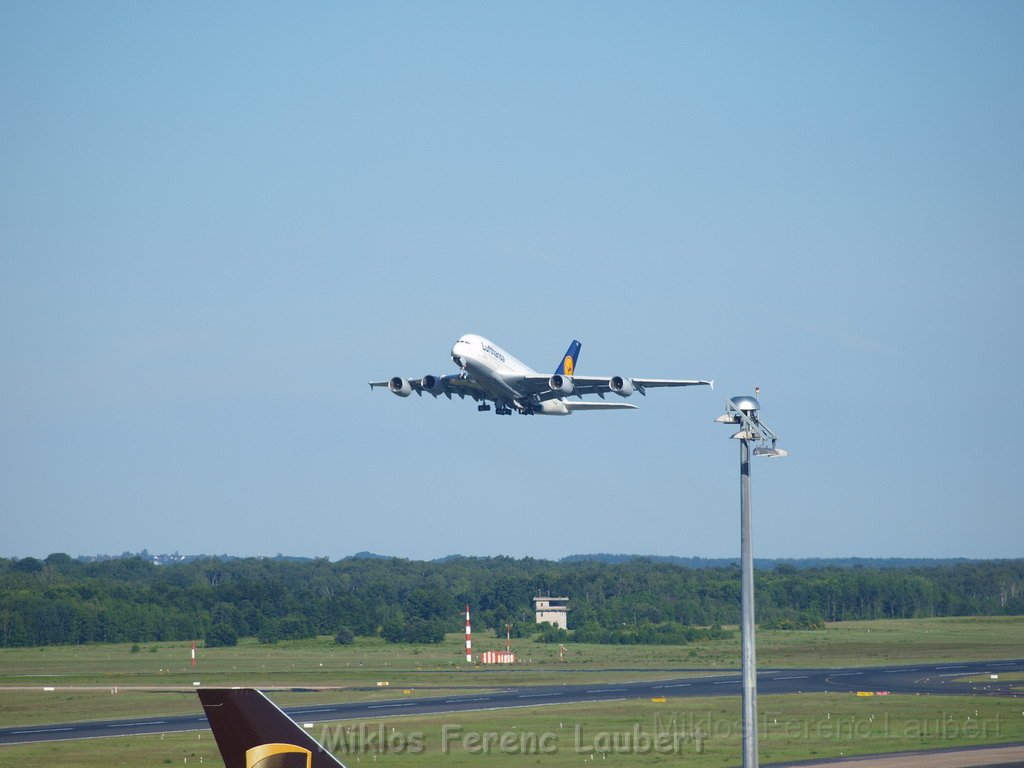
[534,596,569,630]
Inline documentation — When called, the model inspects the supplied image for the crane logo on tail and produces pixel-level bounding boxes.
[246,744,311,768]
[554,340,582,376]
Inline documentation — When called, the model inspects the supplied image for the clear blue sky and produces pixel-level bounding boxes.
[2,3,1022,561]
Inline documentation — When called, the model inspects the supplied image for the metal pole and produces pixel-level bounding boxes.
[740,436,758,768]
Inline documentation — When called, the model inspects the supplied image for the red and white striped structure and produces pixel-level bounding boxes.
[464,604,472,662]
[191,640,196,667]
[480,650,516,664]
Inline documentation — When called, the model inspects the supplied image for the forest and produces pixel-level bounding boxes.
[1,553,1022,647]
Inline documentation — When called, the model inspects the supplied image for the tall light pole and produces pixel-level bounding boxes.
[716,394,787,768]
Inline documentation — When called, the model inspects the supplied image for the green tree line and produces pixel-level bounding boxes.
[1,554,1022,647]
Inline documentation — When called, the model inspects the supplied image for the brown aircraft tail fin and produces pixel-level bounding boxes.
[197,688,346,768]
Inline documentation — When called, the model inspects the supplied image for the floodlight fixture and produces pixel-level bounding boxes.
[753,438,789,458]
[732,429,763,441]
[715,392,787,768]
[718,394,787,459]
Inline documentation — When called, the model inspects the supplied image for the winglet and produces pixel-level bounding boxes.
[710,379,715,391]
[198,688,346,768]
[554,340,582,376]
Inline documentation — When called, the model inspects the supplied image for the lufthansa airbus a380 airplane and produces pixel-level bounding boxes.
[370,334,712,415]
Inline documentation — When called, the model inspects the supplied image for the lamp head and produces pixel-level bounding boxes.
[729,395,760,415]
[731,429,763,440]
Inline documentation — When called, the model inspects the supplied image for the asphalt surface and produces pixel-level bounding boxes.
[1,658,1021,746]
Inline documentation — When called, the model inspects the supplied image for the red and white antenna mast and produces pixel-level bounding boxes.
[465,605,472,662]
[191,640,196,668]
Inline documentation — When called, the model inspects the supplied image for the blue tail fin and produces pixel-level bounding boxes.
[555,340,582,376]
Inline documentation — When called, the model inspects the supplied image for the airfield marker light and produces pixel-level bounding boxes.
[716,394,787,768]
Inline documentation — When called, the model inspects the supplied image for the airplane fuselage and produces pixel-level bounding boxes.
[451,334,570,414]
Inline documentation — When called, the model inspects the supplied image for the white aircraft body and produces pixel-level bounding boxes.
[369,333,712,415]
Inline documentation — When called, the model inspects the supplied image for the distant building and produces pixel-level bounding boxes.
[534,596,569,629]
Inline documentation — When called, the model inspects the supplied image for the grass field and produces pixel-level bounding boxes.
[3,615,1021,685]
[0,616,1022,766]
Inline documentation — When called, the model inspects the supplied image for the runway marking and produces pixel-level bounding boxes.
[713,680,741,685]
[444,697,491,703]
[107,721,165,728]
[774,675,809,680]
[829,672,863,677]
[367,703,415,709]
[11,727,73,734]
[659,684,691,688]
[886,669,919,673]
[586,688,627,693]
[937,665,966,669]
[518,693,558,698]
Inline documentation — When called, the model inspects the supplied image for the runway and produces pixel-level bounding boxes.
[1,658,1021,746]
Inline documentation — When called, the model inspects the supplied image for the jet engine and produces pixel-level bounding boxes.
[420,375,445,397]
[388,377,413,397]
[609,376,635,397]
[548,374,575,395]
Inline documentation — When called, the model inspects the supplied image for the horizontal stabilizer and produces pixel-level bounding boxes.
[564,401,637,411]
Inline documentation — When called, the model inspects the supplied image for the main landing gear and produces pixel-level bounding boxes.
[478,399,533,415]
[478,399,514,415]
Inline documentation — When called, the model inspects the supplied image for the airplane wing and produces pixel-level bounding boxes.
[369,374,484,399]
[512,374,713,401]
[370,336,711,415]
